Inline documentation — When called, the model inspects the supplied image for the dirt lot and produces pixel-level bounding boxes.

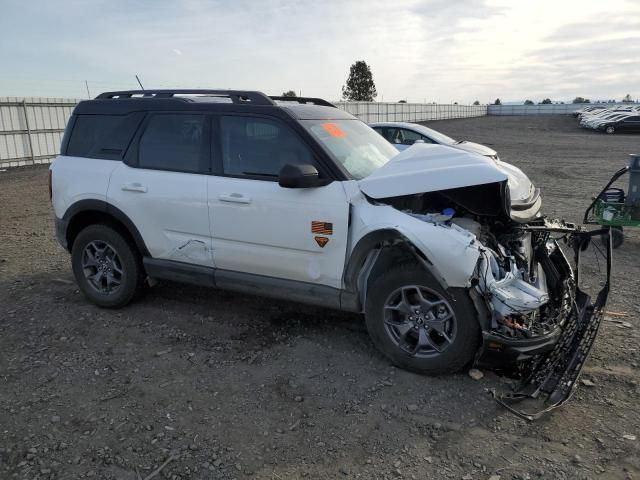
[1,115,639,480]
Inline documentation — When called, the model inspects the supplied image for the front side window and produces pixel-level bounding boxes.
[397,129,424,145]
[220,116,315,178]
[302,120,398,180]
[138,114,205,172]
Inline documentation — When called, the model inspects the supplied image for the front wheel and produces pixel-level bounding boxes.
[365,264,480,375]
[605,125,615,134]
[71,224,144,308]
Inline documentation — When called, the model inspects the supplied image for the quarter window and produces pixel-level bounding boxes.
[219,116,315,178]
[138,114,206,172]
[66,113,143,159]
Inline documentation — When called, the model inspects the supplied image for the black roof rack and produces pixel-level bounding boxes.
[96,90,276,106]
[269,96,336,108]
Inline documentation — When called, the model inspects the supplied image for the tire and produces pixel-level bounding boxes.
[605,125,615,134]
[71,224,144,308]
[365,264,480,375]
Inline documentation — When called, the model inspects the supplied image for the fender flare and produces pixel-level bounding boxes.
[342,228,447,295]
[62,199,150,257]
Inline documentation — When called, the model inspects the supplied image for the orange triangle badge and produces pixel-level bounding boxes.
[315,236,329,248]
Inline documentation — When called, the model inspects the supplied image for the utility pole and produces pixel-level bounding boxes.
[84,80,91,99]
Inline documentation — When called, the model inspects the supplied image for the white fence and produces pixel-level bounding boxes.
[336,102,487,123]
[0,98,488,169]
[487,103,616,115]
[0,97,80,169]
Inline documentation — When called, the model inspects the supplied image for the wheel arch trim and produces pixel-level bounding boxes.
[61,199,150,257]
[342,228,448,305]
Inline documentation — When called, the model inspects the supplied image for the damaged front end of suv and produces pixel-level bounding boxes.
[351,145,611,420]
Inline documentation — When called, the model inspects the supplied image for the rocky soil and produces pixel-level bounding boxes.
[1,115,638,479]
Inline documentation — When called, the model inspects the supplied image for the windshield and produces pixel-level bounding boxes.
[415,125,458,145]
[302,120,398,180]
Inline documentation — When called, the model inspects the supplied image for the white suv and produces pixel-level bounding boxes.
[50,90,607,394]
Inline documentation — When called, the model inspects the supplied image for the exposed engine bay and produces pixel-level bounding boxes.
[376,181,612,420]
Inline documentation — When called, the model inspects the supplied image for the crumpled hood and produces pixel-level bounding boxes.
[358,144,535,205]
[454,141,497,157]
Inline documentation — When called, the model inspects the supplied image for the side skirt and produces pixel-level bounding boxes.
[142,258,353,311]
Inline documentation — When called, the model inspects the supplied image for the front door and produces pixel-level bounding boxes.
[207,114,349,288]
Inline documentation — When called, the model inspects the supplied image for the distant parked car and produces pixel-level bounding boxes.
[573,106,605,117]
[370,121,539,211]
[369,122,499,160]
[582,112,634,129]
[597,115,640,134]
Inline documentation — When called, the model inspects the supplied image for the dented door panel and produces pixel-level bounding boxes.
[107,163,213,266]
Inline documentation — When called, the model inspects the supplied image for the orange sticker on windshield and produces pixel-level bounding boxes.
[321,122,346,138]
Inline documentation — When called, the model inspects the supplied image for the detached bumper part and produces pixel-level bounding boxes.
[492,228,612,421]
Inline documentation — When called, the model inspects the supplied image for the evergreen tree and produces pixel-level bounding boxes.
[342,61,377,101]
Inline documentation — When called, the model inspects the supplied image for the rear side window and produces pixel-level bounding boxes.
[66,113,143,160]
[219,116,315,178]
[138,114,206,173]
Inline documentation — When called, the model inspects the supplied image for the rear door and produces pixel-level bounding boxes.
[207,114,350,288]
[107,113,213,266]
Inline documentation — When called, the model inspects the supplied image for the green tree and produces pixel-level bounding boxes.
[540,98,552,104]
[524,99,534,105]
[493,98,502,105]
[622,93,634,103]
[281,90,297,97]
[473,100,480,105]
[398,99,407,103]
[342,60,377,101]
[572,96,590,104]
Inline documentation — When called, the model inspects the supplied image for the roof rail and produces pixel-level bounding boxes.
[96,90,276,106]
[270,96,336,108]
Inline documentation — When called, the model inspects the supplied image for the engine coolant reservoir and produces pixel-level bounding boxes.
[627,154,640,207]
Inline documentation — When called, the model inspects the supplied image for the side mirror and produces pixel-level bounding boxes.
[414,139,425,144]
[279,163,326,188]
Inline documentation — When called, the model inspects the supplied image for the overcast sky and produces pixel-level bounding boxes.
[1,0,638,103]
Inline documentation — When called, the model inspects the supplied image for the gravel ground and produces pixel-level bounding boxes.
[1,115,639,480]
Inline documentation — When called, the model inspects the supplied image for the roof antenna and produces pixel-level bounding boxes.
[135,75,145,90]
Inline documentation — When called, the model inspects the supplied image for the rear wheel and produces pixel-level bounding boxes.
[605,125,616,134]
[71,224,144,308]
[365,264,480,374]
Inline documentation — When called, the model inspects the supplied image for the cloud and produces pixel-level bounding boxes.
[0,0,638,101]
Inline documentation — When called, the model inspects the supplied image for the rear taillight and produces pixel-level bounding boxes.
[48,170,52,202]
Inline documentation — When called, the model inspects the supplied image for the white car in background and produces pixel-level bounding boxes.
[573,106,605,117]
[583,113,633,128]
[370,121,499,159]
[370,121,540,219]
